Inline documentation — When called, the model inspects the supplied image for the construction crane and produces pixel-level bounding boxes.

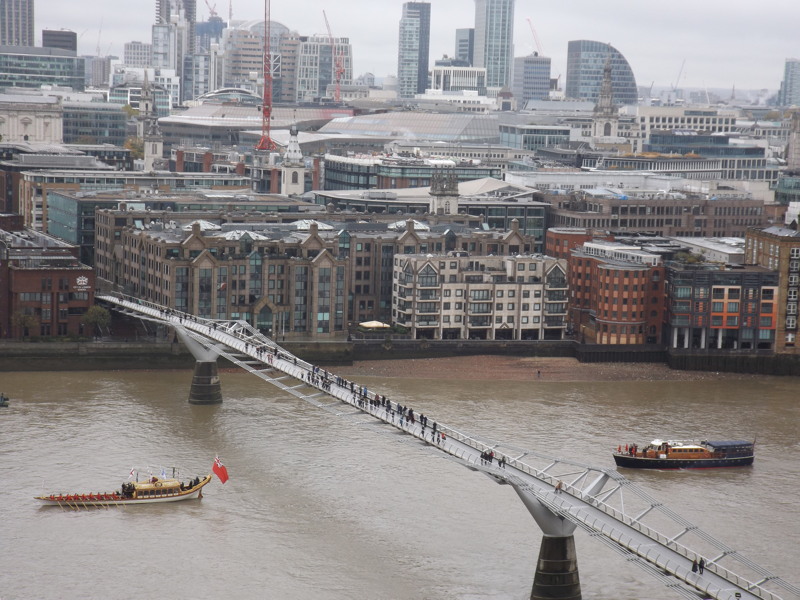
[323,10,345,103]
[204,0,218,19]
[526,17,544,55]
[255,0,276,151]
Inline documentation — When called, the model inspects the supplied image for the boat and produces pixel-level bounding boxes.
[35,472,213,506]
[0,394,9,407]
[612,439,755,469]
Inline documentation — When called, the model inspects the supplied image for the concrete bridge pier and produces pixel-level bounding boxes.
[173,324,223,404]
[530,535,581,600]
[512,485,581,600]
[188,360,222,405]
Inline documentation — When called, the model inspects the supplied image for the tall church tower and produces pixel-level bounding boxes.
[140,72,164,172]
[592,57,619,139]
[429,169,459,215]
[280,124,306,196]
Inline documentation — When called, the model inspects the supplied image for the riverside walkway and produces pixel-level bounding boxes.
[100,294,799,600]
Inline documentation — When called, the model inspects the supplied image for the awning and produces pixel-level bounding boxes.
[359,320,390,328]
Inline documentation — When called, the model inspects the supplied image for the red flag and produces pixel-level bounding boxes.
[212,456,229,484]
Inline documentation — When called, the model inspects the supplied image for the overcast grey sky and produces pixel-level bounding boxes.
[36,0,799,93]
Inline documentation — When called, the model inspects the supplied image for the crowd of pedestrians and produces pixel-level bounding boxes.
[133,298,516,482]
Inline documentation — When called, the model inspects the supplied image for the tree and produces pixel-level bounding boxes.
[121,104,140,119]
[124,137,144,160]
[81,305,111,338]
[11,311,40,339]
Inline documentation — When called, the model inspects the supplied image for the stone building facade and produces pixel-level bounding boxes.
[393,252,568,340]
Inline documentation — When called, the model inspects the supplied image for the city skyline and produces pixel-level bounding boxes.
[33,0,800,94]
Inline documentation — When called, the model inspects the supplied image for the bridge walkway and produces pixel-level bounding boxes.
[99,295,800,600]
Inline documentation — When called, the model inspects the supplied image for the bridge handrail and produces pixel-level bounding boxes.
[102,295,796,600]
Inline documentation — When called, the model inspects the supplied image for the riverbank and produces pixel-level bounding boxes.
[334,355,763,382]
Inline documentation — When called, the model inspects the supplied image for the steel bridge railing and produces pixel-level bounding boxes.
[99,294,800,600]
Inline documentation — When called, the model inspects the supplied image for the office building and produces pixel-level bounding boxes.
[548,187,766,239]
[777,59,800,107]
[455,28,474,66]
[473,0,514,89]
[221,20,289,95]
[665,262,778,352]
[153,0,196,102]
[745,226,800,354]
[42,29,77,52]
[0,46,85,91]
[0,0,34,47]
[62,102,128,147]
[565,40,638,106]
[124,41,153,68]
[397,2,431,99]
[295,34,353,102]
[568,240,666,345]
[430,65,486,94]
[323,154,500,191]
[0,227,95,339]
[512,53,551,105]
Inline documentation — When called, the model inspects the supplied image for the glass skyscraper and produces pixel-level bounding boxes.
[778,59,800,107]
[397,2,431,99]
[0,0,34,47]
[473,0,514,90]
[512,53,551,105]
[565,40,638,106]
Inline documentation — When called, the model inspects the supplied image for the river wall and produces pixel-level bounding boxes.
[0,339,798,376]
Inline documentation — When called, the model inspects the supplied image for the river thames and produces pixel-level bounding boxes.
[1,361,798,599]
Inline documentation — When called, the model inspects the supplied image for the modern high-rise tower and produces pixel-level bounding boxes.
[778,59,800,107]
[397,2,431,99]
[512,52,551,106]
[565,40,638,106]
[1,0,34,47]
[473,0,514,90]
[455,28,474,66]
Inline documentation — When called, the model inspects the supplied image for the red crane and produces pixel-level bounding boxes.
[323,10,344,103]
[255,0,276,150]
[204,0,218,18]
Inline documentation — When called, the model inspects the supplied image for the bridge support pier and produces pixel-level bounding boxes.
[173,324,223,404]
[530,535,581,600]
[189,360,222,405]
[511,484,583,600]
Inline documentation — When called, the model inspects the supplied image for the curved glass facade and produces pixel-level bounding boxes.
[565,40,638,106]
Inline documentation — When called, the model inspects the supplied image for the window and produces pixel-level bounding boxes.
[496,290,504,298]
[726,316,738,327]
[727,302,739,313]
[711,302,724,312]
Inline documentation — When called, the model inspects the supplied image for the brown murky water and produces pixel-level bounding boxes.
[1,367,797,599]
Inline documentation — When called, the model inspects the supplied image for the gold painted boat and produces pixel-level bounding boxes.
[36,473,212,506]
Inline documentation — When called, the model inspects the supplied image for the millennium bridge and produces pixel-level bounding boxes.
[100,294,799,600]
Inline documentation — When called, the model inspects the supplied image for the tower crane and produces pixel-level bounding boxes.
[255,0,275,150]
[323,10,345,103]
[526,18,544,55]
[204,0,218,18]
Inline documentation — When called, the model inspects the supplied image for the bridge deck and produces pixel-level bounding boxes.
[99,295,799,600]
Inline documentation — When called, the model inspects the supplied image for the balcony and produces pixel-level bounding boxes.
[416,320,439,328]
[468,317,491,327]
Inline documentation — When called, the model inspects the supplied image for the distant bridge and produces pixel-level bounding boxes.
[100,294,800,600]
